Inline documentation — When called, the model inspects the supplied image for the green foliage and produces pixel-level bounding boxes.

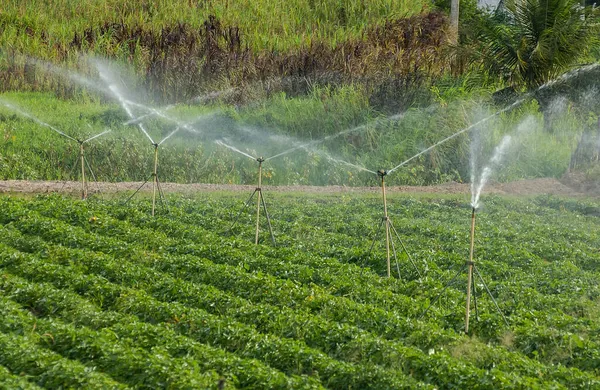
[0,0,427,53]
[475,0,600,90]
[1,193,600,388]
[0,91,589,186]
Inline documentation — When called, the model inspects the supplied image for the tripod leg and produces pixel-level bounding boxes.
[389,230,402,279]
[419,266,463,319]
[366,218,385,257]
[474,267,509,327]
[472,277,479,322]
[123,175,152,205]
[83,155,99,197]
[229,190,258,231]
[156,176,169,213]
[389,221,422,278]
[260,191,276,246]
[60,157,80,192]
[362,218,385,274]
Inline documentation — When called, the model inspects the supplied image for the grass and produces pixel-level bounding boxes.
[0,0,445,103]
[0,89,590,186]
[0,0,427,53]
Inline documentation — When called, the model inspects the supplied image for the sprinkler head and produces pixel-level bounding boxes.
[152,142,159,148]
[377,169,387,178]
[256,157,265,163]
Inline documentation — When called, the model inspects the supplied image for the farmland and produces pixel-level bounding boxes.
[0,192,599,388]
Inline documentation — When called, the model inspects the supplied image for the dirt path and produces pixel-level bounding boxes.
[0,177,592,197]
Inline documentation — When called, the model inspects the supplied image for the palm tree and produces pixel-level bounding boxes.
[476,0,600,129]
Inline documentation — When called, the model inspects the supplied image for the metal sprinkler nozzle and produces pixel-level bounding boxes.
[257,157,265,163]
[152,142,159,148]
[377,169,387,178]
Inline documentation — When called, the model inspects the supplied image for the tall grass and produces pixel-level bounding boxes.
[0,2,446,103]
[0,0,427,53]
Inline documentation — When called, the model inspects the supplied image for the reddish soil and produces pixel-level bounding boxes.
[0,177,593,197]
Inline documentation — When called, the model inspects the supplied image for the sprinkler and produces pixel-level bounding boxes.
[367,169,421,278]
[0,99,111,199]
[420,205,509,334]
[123,139,171,217]
[465,207,476,334]
[230,157,276,245]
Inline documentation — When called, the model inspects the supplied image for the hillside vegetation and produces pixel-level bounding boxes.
[0,0,445,103]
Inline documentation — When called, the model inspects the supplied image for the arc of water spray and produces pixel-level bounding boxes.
[158,127,182,146]
[264,113,405,162]
[471,135,512,209]
[214,140,257,160]
[0,100,78,142]
[124,89,233,126]
[0,99,112,144]
[385,62,600,176]
[123,98,221,141]
[82,129,112,143]
[386,98,525,175]
[307,148,377,175]
[106,85,155,145]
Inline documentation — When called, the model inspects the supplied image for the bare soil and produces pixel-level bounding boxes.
[0,177,594,197]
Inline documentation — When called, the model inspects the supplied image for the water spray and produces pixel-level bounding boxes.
[465,206,476,334]
[0,99,111,199]
[366,169,421,278]
[123,128,180,216]
[264,113,405,163]
[229,156,276,245]
[420,205,509,334]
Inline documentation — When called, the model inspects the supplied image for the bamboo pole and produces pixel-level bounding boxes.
[379,170,391,278]
[80,143,87,200]
[255,158,264,245]
[151,144,159,217]
[465,207,476,334]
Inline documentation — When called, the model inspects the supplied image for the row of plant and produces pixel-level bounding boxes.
[0,239,427,389]
[0,323,130,389]
[25,195,600,371]
[2,196,600,386]
[0,363,44,390]
[10,195,596,344]
[6,223,561,388]
[0,293,226,389]
[0,268,321,389]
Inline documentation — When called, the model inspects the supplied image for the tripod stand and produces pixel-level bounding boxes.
[123,143,168,216]
[420,207,509,334]
[230,157,276,245]
[367,170,421,278]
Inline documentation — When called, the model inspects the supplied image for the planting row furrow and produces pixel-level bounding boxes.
[0,271,322,389]
[0,294,225,389]
[0,326,130,389]
[0,226,504,388]
[2,224,597,388]
[0,364,44,390]
[0,202,454,345]
[6,201,598,385]
[20,197,426,306]
[0,243,427,390]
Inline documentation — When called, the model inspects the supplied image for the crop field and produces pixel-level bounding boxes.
[0,192,599,388]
